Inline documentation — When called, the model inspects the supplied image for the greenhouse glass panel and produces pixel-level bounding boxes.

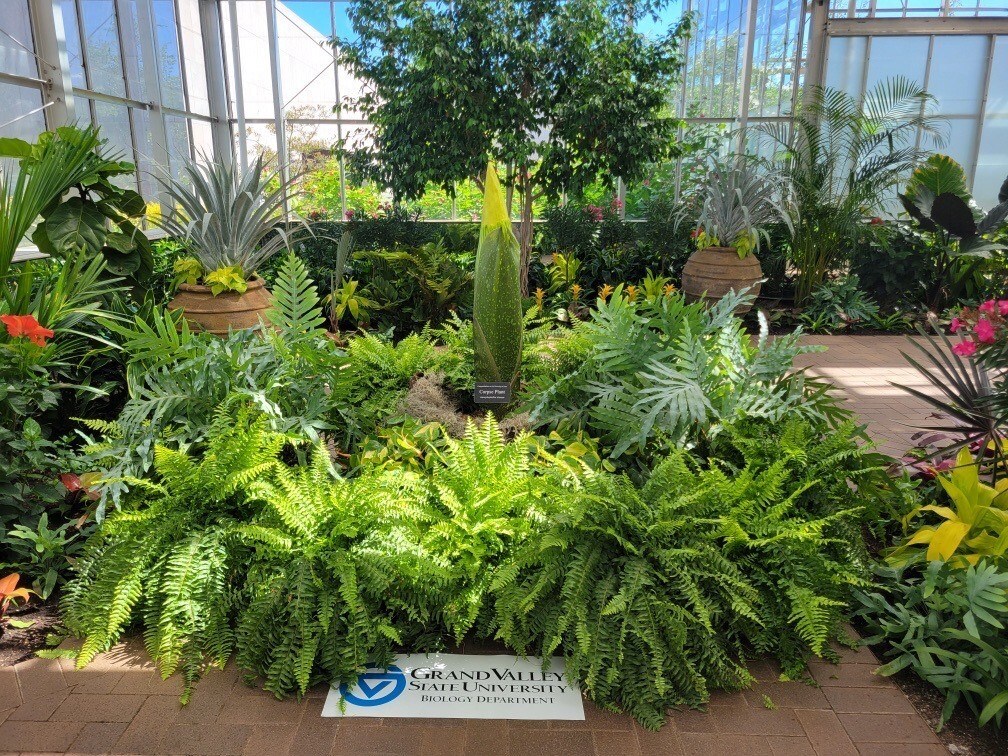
[80,0,128,98]
[1,1,37,79]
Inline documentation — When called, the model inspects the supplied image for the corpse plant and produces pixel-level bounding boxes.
[473,162,523,389]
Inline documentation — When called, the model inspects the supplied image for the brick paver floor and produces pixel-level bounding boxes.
[0,336,949,756]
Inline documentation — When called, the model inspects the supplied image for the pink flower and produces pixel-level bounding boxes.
[999,300,1008,316]
[953,339,978,357]
[979,299,996,314]
[586,205,603,222]
[950,317,963,333]
[975,317,997,344]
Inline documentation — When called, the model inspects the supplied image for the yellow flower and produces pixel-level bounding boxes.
[570,283,582,302]
[599,284,614,301]
[663,283,677,297]
[535,287,546,311]
[625,284,639,303]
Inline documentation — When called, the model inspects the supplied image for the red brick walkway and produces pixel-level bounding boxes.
[0,336,949,755]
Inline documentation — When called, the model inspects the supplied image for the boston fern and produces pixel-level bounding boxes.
[489,419,874,728]
[523,289,846,465]
[62,405,288,701]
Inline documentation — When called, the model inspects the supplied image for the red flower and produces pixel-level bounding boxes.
[0,314,54,346]
[950,317,963,333]
[999,300,1008,316]
[975,317,997,344]
[952,339,978,357]
[869,217,884,225]
[979,299,996,315]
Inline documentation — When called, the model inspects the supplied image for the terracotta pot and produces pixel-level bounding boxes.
[681,246,762,314]
[168,277,272,336]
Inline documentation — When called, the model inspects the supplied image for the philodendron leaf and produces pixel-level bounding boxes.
[0,137,32,158]
[44,196,108,254]
[907,154,970,203]
[931,192,977,239]
[473,162,523,386]
[978,200,1008,236]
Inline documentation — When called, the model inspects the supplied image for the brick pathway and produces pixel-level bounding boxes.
[0,336,949,755]
[794,334,938,459]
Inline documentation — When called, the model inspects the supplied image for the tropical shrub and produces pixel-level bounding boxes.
[85,255,426,511]
[362,239,473,329]
[155,156,304,292]
[893,325,1007,478]
[801,275,879,332]
[758,77,943,304]
[899,156,1008,311]
[523,288,845,466]
[855,560,1008,729]
[693,160,786,258]
[0,126,154,290]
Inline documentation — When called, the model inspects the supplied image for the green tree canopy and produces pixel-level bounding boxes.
[334,0,691,292]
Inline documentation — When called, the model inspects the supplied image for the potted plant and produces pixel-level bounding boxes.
[156,156,302,335]
[681,161,786,313]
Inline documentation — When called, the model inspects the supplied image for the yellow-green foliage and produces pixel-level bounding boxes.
[888,447,1008,568]
[473,162,523,385]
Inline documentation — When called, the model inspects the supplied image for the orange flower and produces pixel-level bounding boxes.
[625,285,639,303]
[663,283,677,297]
[0,314,53,346]
[599,284,615,301]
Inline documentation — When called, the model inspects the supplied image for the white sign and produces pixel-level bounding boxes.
[322,653,585,720]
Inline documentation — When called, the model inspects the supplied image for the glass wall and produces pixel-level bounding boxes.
[824,1,1008,207]
[0,2,48,145]
[1,0,221,204]
[3,0,1007,214]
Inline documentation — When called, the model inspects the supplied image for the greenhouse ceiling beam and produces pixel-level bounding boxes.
[0,71,46,89]
[803,0,830,106]
[265,0,290,215]
[199,0,233,162]
[27,0,76,127]
[828,17,1008,36]
[227,0,249,170]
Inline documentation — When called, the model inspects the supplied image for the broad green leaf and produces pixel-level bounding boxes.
[43,196,108,254]
[0,137,32,158]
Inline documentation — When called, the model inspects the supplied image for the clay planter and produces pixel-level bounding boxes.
[168,276,272,336]
[681,246,762,314]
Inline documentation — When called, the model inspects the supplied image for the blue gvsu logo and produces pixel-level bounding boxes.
[340,664,407,707]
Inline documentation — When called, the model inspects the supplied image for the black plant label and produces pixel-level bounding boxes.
[474,382,511,404]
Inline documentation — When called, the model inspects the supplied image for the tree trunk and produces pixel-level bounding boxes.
[517,180,534,297]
